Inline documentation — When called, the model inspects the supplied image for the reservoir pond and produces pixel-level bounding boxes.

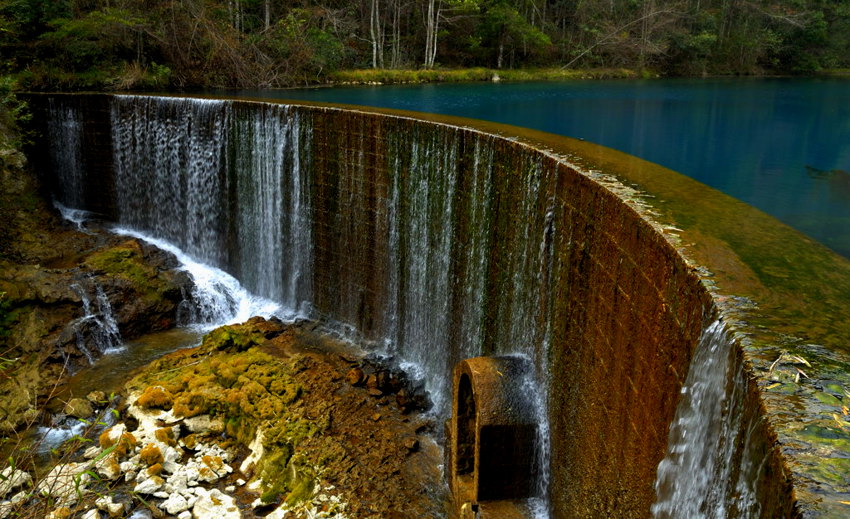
[230,78,850,258]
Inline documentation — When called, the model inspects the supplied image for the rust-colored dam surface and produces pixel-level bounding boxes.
[27,93,850,518]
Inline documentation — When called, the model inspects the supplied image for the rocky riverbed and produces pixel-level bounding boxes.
[0,318,446,519]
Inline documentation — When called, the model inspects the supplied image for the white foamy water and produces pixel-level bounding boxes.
[112,227,285,329]
[652,319,762,518]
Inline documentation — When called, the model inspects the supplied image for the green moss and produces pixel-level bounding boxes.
[202,325,264,352]
[83,241,174,303]
[285,475,316,506]
[0,291,17,339]
[125,320,339,506]
[140,443,164,466]
[137,385,174,410]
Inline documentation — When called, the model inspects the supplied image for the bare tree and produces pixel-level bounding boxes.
[369,0,385,67]
[423,0,441,68]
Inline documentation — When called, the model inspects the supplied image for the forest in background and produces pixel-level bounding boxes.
[1,0,849,89]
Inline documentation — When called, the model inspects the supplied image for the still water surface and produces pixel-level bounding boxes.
[231,78,850,258]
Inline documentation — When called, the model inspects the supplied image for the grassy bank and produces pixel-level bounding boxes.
[818,69,850,77]
[327,67,642,85]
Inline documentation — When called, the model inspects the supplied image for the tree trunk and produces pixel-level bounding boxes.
[391,0,401,68]
[497,41,504,69]
[370,0,384,68]
[424,0,441,68]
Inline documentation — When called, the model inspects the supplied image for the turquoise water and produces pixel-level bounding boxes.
[229,78,850,258]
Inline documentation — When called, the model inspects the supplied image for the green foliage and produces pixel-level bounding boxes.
[2,0,850,87]
[0,75,29,152]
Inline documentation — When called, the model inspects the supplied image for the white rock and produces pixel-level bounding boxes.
[0,501,12,519]
[0,467,31,498]
[126,391,176,444]
[163,460,182,474]
[133,475,164,494]
[160,493,190,515]
[178,512,192,519]
[95,455,121,480]
[153,491,169,499]
[36,462,92,506]
[163,445,182,465]
[183,466,200,486]
[0,490,28,519]
[246,478,264,492]
[119,459,140,474]
[192,489,240,519]
[264,507,287,519]
[182,415,224,434]
[167,471,189,493]
[81,508,99,519]
[240,428,265,473]
[95,495,125,517]
[83,446,101,459]
[236,478,246,486]
[225,485,235,493]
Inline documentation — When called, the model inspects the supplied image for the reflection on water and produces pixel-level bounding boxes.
[229,78,850,258]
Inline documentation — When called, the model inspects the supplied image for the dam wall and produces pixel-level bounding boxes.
[28,94,796,517]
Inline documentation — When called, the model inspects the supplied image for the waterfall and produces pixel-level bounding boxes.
[108,96,314,313]
[46,100,85,208]
[112,227,283,329]
[70,279,123,362]
[391,127,459,411]
[652,319,763,518]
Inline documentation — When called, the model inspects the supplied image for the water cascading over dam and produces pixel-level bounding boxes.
[30,94,798,518]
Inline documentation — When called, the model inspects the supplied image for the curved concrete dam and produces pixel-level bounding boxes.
[28,94,850,518]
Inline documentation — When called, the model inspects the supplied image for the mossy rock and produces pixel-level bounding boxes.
[137,385,174,410]
[140,443,164,466]
[201,325,265,353]
[84,240,161,296]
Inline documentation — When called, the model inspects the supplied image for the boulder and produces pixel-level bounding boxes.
[63,397,93,419]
